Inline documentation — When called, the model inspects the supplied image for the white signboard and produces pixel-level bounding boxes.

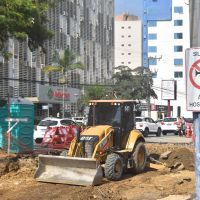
[38,85,80,104]
[186,48,200,111]
[162,80,176,100]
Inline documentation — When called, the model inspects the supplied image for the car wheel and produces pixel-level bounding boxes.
[144,128,149,137]
[162,131,167,135]
[174,131,179,135]
[156,128,161,137]
[35,138,43,144]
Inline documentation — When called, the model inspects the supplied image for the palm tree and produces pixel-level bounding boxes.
[43,49,84,117]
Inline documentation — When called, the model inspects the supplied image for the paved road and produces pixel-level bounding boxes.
[145,133,193,144]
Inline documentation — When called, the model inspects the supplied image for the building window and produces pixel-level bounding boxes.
[128,62,131,64]
[174,58,183,65]
[128,44,132,46]
[148,46,157,52]
[121,62,124,64]
[174,33,183,39]
[128,26,131,29]
[174,20,183,26]
[148,33,157,40]
[128,35,131,38]
[174,71,183,78]
[121,53,124,55]
[128,53,131,55]
[121,35,124,38]
[148,21,157,27]
[174,46,183,52]
[121,26,124,29]
[152,0,158,2]
[121,44,124,47]
[152,72,157,78]
[149,59,157,65]
[174,6,183,14]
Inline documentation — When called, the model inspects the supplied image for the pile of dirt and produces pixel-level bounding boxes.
[0,143,196,200]
[0,156,37,178]
[161,148,194,171]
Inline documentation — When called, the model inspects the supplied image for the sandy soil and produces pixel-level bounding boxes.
[0,143,195,200]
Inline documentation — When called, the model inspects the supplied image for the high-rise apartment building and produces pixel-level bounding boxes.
[147,0,191,118]
[0,0,114,118]
[115,13,142,70]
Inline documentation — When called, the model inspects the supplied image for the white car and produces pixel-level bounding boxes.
[34,117,79,144]
[71,116,87,125]
[135,117,162,137]
[160,117,179,135]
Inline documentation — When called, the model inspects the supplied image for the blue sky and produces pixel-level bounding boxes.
[115,0,143,18]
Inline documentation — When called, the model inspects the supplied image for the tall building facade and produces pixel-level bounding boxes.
[147,0,191,118]
[0,0,114,118]
[115,13,142,70]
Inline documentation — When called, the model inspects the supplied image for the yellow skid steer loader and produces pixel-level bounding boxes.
[35,100,147,186]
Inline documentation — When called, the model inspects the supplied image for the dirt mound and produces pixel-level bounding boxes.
[161,148,194,171]
[0,156,37,178]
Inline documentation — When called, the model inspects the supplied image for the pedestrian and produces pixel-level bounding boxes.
[181,117,186,136]
[177,117,182,136]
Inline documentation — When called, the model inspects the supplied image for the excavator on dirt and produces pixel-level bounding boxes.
[34,100,147,186]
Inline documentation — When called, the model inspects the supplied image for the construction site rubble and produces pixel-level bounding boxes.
[0,143,195,200]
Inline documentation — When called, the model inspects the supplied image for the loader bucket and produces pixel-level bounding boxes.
[34,155,103,186]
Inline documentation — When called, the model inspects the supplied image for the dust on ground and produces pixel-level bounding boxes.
[0,143,195,200]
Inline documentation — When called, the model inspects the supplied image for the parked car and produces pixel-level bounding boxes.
[71,116,87,125]
[155,119,164,124]
[34,117,79,144]
[135,117,162,137]
[160,117,179,135]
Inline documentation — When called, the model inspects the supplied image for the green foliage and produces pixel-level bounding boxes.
[113,66,157,100]
[0,0,54,56]
[42,49,84,76]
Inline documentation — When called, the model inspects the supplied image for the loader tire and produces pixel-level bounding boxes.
[105,153,123,181]
[132,142,147,174]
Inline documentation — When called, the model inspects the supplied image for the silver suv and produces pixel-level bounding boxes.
[135,117,162,137]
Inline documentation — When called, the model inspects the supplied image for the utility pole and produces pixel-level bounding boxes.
[146,56,162,117]
[190,0,200,199]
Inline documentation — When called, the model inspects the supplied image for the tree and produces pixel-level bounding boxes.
[132,66,157,99]
[42,48,84,117]
[113,65,157,100]
[78,85,108,115]
[42,49,84,81]
[0,0,54,57]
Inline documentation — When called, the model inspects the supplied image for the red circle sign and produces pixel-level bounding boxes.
[189,59,200,89]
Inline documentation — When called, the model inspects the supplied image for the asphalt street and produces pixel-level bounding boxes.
[145,133,193,144]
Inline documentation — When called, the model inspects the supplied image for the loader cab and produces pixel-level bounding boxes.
[87,100,137,149]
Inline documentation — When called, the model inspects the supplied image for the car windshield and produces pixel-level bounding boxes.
[38,120,58,126]
[163,118,177,122]
[60,120,73,126]
[135,118,143,122]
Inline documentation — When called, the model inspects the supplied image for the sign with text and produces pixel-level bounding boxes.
[38,85,80,104]
[186,48,200,111]
[161,80,176,100]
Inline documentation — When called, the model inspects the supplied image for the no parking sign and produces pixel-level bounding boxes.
[186,48,200,111]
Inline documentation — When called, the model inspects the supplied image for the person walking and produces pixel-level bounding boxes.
[181,117,186,136]
[177,117,182,136]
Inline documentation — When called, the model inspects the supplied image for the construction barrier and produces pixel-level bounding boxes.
[42,125,79,149]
